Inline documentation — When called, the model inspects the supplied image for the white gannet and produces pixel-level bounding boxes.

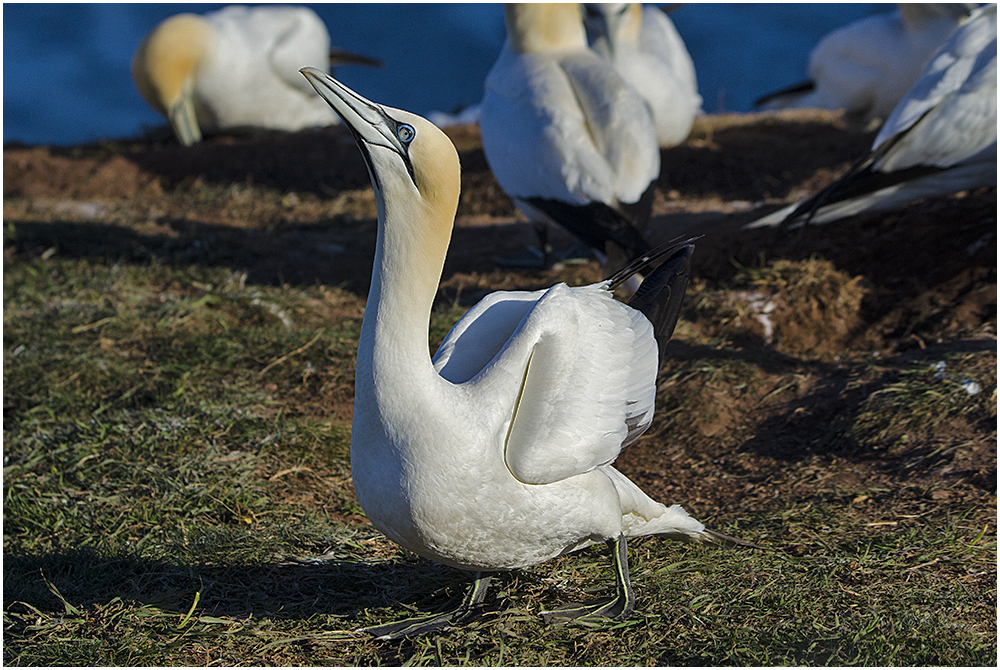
[754,3,977,123]
[747,4,996,230]
[479,3,661,273]
[300,66,743,639]
[583,3,702,148]
[132,5,381,146]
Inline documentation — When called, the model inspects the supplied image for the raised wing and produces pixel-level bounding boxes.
[501,284,658,485]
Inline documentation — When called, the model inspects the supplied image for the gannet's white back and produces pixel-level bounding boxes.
[480,3,660,265]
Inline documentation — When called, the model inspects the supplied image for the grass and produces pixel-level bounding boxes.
[4,233,997,665]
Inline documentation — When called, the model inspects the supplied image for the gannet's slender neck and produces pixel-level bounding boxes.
[361,148,458,371]
[506,3,588,54]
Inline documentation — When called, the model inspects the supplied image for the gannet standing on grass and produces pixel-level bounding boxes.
[479,3,661,275]
[747,3,996,230]
[300,66,745,639]
[584,3,701,148]
[132,5,381,145]
[754,3,977,123]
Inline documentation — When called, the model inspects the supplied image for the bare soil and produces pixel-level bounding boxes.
[4,108,996,538]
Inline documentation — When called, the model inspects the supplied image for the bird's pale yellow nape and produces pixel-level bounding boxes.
[298,66,460,292]
[131,14,210,117]
[405,118,462,264]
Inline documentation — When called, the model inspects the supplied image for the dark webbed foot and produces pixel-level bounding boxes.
[361,572,493,640]
[540,535,635,625]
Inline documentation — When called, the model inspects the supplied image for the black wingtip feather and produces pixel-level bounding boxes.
[609,239,696,363]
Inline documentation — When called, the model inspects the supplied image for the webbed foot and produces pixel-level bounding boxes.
[361,572,493,640]
[540,535,635,625]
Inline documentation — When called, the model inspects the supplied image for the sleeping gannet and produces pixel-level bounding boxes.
[132,5,381,145]
[479,3,661,273]
[747,3,996,230]
[754,3,977,123]
[300,66,743,639]
[583,3,701,148]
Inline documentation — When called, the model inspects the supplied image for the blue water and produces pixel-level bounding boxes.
[3,3,892,146]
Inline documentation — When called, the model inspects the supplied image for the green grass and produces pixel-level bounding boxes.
[4,247,996,665]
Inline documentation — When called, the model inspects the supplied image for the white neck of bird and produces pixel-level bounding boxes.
[359,183,453,383]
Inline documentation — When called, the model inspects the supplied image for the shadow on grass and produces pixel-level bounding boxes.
[5,216,545,299]
[658,118,876,202]
[25,117,870,204]
[3,546,479,625]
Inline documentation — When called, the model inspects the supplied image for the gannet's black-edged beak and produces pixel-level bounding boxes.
[300,66,407,157]
[300,66,415,186]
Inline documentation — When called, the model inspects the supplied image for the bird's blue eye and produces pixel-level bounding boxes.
[397,124,415,143]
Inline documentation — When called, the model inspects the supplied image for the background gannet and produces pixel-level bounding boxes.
[132,5,381,146]
[754,3,976,123]
[300,66,745,639]
[583,3,702,148]
[747,3,996,230]
[479,3,661,273]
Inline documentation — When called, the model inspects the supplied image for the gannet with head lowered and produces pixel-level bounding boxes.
[300,66,747,639]
[132,5,381,146]
[747,3,996,230]
[754,3,977,123]
[583,3,701,148]
[479,3,660,275]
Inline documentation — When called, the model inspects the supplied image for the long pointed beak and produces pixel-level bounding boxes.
[300,66,399,153]
[169,80,202,146]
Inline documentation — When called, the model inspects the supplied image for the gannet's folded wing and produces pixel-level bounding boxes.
[501,284,658,485]
[745,5,996,230]
[874,9,997,172]
[481,44,619,207]
[558,52,661,204]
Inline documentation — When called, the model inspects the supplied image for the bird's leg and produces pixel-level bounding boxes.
[534,221,553,267]
[360,571,494,640]
[540,534,635,624]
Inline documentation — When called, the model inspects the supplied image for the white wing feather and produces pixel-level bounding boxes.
[434,282,659,487]
[874,5,997,172]
[433,290,541,384]
[500,284,657,485]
